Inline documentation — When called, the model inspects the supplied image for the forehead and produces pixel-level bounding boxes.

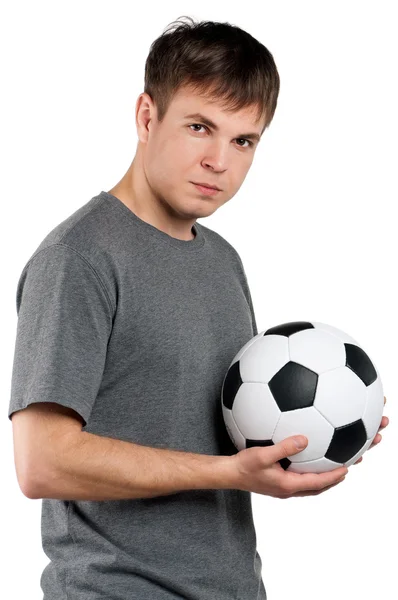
[169,85,262,129]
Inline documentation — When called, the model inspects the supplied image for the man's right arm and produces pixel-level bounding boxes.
[31,431,236,501]
[15,407,236,501]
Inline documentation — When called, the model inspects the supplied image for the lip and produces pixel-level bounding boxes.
[191,181,221,191]
[191,182,221,196]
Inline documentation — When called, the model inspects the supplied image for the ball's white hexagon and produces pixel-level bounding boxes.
[310,321,360,345]
[232,382,281,440]
[286,455,343,474]
[221,405,246,451]
[314,367,367,427]
[363,375,385,440]
[344,437,373,468]
[228,331,265,368]
[239,335,289,383]
[272,407,334,463]
[289,328,346,374]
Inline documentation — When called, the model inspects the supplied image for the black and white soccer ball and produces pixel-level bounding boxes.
[221,321,384,473]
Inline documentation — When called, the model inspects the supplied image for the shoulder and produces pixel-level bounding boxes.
[16,192,118,313]
[23,191,112,266]
[196,222,243,264]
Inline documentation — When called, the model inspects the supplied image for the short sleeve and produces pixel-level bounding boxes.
[8,244,114,427]
[234,250,258,337]
[246,282,258,337]
[244,275,258,337]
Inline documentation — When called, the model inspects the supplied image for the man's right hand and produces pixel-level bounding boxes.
[230,435,349,499]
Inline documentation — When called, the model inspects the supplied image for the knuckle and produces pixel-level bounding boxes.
[280,481,293,496]
[276,483,290,498]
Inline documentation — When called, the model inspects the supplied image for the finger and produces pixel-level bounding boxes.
[369,434,382,449]
[354,456,363,465]
[384,396,386,405]
[284,466,348,493]
[265,435,309,465]
[290,477,346,497]
[379,416,389,431]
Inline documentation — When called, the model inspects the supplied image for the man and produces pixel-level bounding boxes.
[9,17,388,600]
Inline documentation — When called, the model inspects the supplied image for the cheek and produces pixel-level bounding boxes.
[145,150,170,185]
[178,138,202,165]
[157,135,194,169]
[147,136,175,172]
[147,142,189,188]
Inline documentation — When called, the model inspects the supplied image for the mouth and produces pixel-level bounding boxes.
[191,181,221,191]
[191,182,222,195]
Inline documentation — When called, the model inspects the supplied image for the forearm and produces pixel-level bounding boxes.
[29,431,236,501]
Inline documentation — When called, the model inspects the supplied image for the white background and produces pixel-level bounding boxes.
[2,1,396,599]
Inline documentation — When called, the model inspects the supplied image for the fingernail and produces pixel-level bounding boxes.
[294,436,307,449]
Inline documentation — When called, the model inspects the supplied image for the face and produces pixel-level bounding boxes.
[135,85,265,220]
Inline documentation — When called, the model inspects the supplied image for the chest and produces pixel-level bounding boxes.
[112,252,254,376]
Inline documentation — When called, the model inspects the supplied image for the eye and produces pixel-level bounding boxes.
[236,138,253,148]
[189,123,206,133]
[188,124,253,148]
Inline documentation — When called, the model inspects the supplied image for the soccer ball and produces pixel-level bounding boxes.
[221,321,384,473]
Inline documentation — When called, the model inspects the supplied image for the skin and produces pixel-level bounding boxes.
[108,84,389,467]
[108,84,263,240]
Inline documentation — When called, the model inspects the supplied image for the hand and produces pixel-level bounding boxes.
[231,435,348,499]
[353,395,389,465]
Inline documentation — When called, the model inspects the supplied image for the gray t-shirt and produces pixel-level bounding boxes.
[8,190,266,600]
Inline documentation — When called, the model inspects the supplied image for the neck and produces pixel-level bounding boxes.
[108,152,196,241]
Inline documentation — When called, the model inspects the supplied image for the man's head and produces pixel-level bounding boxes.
[121,17,280,231]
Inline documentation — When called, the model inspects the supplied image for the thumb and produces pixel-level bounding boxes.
[265,435,308,464]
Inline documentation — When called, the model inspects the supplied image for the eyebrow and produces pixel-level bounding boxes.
[183,112,261,142]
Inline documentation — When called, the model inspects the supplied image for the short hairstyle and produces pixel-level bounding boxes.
[144,16,280,135]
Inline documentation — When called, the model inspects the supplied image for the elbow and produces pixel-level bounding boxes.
[19,476,40,499]
[19,470,45,499]
[14,458,41,499]
[18,460,54,499]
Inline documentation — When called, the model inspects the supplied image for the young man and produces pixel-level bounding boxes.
[9,16,388,600]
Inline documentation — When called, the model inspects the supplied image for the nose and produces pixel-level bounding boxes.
[201,141,228,173]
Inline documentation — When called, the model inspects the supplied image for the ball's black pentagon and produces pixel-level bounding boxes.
[269,362,318,411]
[246,439,291,471]
[263,321,314,337]
[246,438,274,449]
[221,361,243,409]
[345,343,377,386]
[325,419,367,463]
[278,457,292,471]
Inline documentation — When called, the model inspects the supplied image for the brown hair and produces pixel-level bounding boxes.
[143,16,280,135]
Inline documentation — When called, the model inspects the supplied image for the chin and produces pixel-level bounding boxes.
[189,204,219,218]
[173,199,217,219]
